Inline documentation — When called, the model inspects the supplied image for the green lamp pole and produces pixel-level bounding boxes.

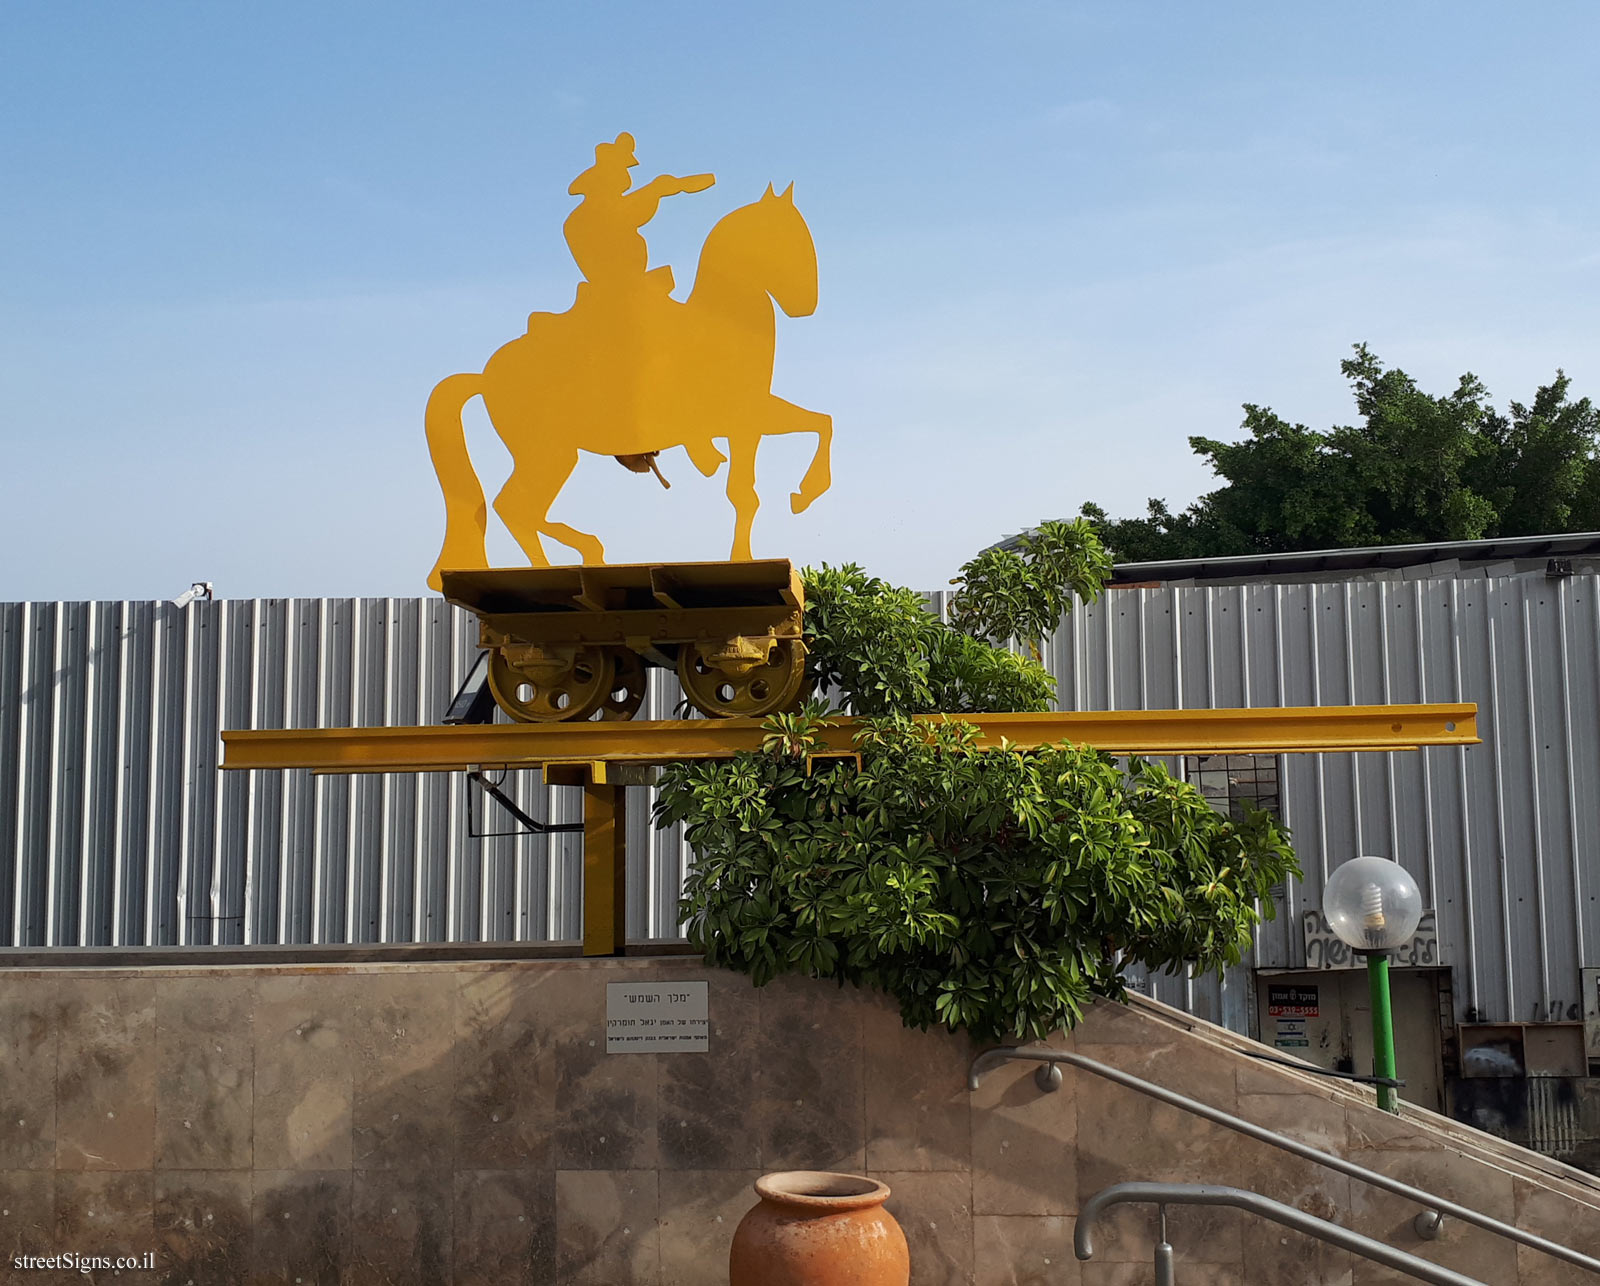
[1323,856,1423,1115]
[1363,950,1399,1112]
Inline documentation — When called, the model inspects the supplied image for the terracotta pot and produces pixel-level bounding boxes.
[729,1171,909,1286]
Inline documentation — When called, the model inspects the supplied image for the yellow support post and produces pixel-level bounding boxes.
[581,773,627,957]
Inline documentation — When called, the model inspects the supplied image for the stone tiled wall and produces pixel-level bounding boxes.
[2,957,1598,1284]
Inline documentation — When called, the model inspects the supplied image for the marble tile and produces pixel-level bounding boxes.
[1074,1196,1242,1268]
[1343,1103,1459,1156]
[1229,1091,1346,1155]
[252,973,355,1171]
[971,1052,1076,1216]
[0,976,57,1169]
[1074,1051,1236,1194]
[1235,1053,1352,1101]
[349,1167,453,1285]
[1082,1262,1242,1285]
[1347,1148,1518,1285]
[542,967,660,1170]
[555,1168,660,1286]
[1227,1137,1355,1286]
[1073,998,1192,1046]
[54,1171,155,1278]
[350,969,457,1171]
[876,1169,974,1286]
[658,1168,760,1286]
[55,976,157,1171]
[1512,1177,1600,1285]
[973,1214,1079,1286]
[453,967,558,1170]
[251,1170,351,1286]
[0,1170,55,1263]
[152,1169,252,1286]
[155,975,255,1170]
[865,990,974,1172]
[452,1169,556,1286]
[657,968,763,1170]
[755,973,867,1172]
[1074,1035,1242,1114]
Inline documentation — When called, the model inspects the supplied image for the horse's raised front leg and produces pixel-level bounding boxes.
[723,434,761,561]
[758,396,832,514]
[494,450,607,566]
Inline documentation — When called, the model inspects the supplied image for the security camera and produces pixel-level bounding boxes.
[171,582,214,609]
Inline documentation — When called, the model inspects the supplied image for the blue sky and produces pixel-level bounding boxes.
[3,1,1597,600]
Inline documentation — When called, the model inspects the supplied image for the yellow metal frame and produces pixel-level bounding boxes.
[221,704,1477,775]
[220,703,1477,956]
[442,560,804,654]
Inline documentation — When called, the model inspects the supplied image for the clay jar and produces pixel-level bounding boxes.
[729,1171,910,1286]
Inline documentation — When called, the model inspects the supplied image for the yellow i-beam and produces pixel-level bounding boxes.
[221,703,1479,957]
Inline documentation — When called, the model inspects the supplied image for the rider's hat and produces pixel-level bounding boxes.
[596,132,638,168]
[569,132,639,195]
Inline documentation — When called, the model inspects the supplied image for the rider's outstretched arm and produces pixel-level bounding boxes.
[635,173,716,202]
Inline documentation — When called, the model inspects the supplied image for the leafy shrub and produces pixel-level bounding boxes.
[654,523,1298,1040]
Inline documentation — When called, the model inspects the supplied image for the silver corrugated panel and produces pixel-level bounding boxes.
[0,597,651,946]
[4,573,1597,1033]
[1054,574,1600,1027]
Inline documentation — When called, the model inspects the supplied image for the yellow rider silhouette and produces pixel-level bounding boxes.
[422,131,832,586]
[556,133,719,483]
[562,132,714,303]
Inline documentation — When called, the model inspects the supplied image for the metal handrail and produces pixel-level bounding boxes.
[967,1045,1600,1276]
[1077,1182,1485,1286]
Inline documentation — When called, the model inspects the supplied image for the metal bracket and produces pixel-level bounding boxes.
[466,770,584,838]
[1243,1047,1405,1090]
[1414,1210,1444,1240]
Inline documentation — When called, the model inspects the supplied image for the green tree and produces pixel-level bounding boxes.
[1084,346,1599,561]
[656,528,1298,1042]
[1468,372,1600,535]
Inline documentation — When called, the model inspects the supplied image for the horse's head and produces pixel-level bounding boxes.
[695,183,818,317]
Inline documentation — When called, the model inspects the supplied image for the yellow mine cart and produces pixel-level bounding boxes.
[440,559,808,722]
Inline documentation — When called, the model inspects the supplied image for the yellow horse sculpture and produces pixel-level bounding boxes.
[425,136,832,590]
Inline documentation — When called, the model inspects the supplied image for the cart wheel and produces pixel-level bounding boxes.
[487,644,614,722]
[677,637,807,718]
[598,647,648,721]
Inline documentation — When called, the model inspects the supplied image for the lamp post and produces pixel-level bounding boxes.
[1322,856,1423,1112]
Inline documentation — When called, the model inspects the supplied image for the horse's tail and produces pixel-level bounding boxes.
[425,372,488,592]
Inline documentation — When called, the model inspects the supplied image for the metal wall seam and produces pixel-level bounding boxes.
[1554,587,1583,995]
[1339,584,1362,861]
[1307,583,1330,888]
[344,601,362,944]
[1484,589,1517,1019]
[43,604,63,945]
[1447,578,1481,1011]
[1522,594,1552,1008]
[241,603,263,945]
[4,606,26,941]
[311,600,329,943]
[75,602,96,946]
[1377,584,1400,871]
[1412,581,1439,909]
[277,600,296,944]
[1270,584,1298,934]
[108,605,128,945]
[410,605,428,943]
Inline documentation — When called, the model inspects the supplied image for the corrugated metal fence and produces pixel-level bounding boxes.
[4,573,1597,1031]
